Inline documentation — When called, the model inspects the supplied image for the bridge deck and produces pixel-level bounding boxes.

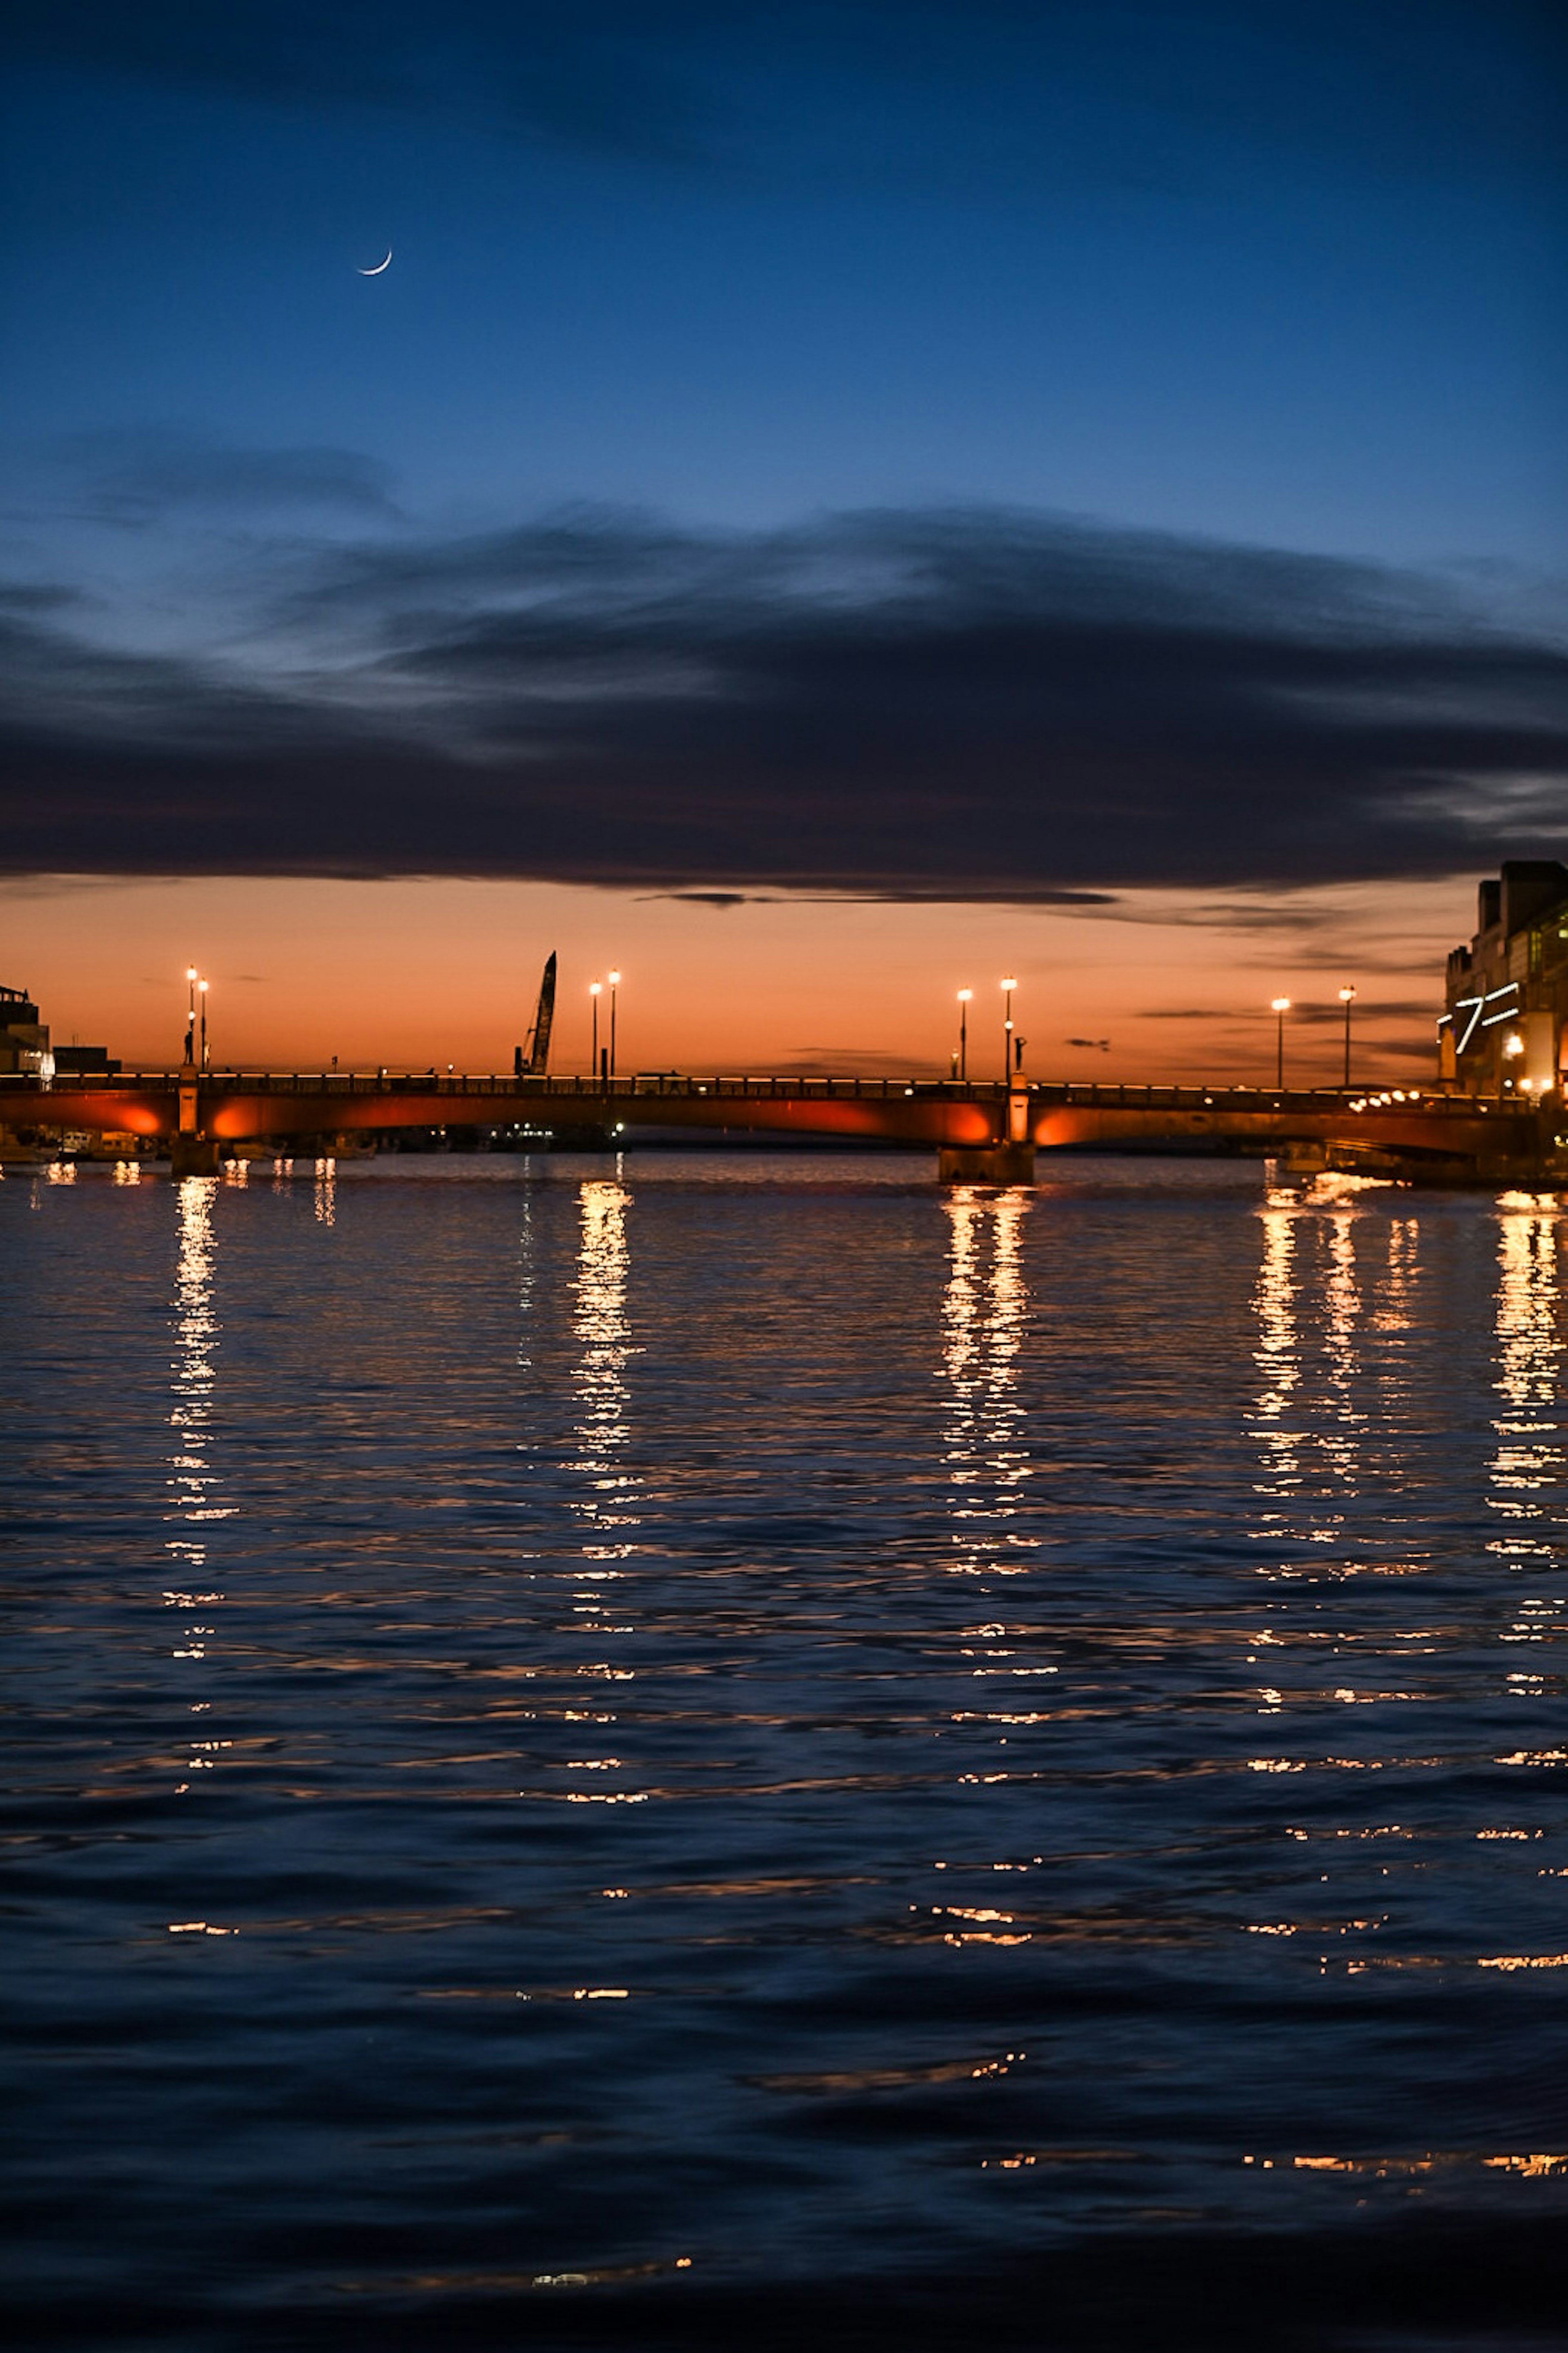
[3,1070,1557,1173]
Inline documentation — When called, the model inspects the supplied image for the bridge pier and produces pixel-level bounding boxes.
[940,1073,1036,1183]
[938,1141,1036,1185]
[170,1134,221,1177]
[171,1064,220,1175]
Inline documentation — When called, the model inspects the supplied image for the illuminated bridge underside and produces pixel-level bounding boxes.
[9,1074,1559,1177]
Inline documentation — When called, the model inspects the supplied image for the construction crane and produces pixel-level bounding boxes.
[515,951,557,1076]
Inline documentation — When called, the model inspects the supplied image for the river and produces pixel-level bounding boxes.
[3,1152,1564,2349]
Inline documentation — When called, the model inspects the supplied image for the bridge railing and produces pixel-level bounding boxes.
[2,1069,1013,1099]
[0,1070,1519,1117]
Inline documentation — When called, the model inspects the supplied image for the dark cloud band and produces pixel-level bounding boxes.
[1,501,1563,893]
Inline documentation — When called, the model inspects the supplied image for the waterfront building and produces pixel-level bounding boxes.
[0,985,51,1081]
[1440,861,1568,1094]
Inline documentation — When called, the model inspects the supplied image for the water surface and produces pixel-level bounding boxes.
[3,1152,1565,2348]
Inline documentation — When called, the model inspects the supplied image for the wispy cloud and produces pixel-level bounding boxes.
[51,428,401,525]
[646,890,761,909]
[8,1,1561,192]
[0,582,83,613]
[5,2,731,168]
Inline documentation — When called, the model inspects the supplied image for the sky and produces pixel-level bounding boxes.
[2,1,1565,1076]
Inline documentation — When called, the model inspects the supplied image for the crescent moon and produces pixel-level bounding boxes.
[358,249,392,276]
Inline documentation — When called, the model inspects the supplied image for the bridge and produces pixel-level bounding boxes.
[4,1067,1562,1186]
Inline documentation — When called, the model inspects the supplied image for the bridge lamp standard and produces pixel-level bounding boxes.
[1271,997,1291,1090]
[1001,977,1018,1078]
[1338,985,1356,1088]
[199,978,210,1072]
[589,980,602,1078]
[608,969,621,1078]
[956,988,972,1082]
[184,966,197,1066]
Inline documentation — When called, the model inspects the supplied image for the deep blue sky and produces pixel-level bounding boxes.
[2,0,1564,892]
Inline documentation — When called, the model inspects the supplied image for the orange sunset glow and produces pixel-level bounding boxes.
[10,871,1462,1085]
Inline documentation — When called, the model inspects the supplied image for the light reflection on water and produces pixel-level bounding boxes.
[1319,1204,1362,1491]
[1492,1199,1563,1711]
[166,1176,229,1566]
[942,1186,1034,1578]
[571,1176,638,1554]
[563,1179,639,1788]
[1493,1199,1560,1515]
[165,1176,235,1803]
[3,1154,1566,2346]
[1251,1190,1301,1500]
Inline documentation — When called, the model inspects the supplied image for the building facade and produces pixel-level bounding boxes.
[0,985,51,1081]
[1440,862,1568,1096]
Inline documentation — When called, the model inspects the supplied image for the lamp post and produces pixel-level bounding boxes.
[589,980,601,1078]
[1001,976,1018,1078]
[1271,996,1290,1090]
[1339,985,1356,1088]
[185,965,197,1066]
[608,969,620,1078]
[198,978,210,1072]
[957,988,972,1082]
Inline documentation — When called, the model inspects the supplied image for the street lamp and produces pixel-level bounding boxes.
[185,965,197,1066]
[1001,977,1018,1078]
[199,978,210,1071]
[1271,997,1290,1090]
[608,968,620,1078]
[589,980,601,1078]
[956,988,972,1082]
[1338,985,1356,1088]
